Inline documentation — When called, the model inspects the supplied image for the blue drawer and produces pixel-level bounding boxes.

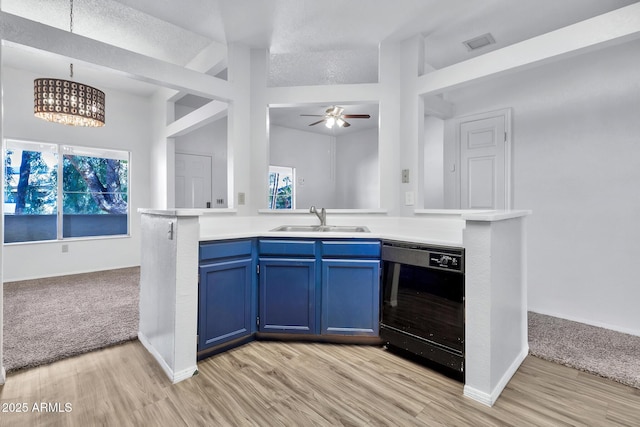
[200,240,253,261]
[259,239,316,257]
[321,240,380,258]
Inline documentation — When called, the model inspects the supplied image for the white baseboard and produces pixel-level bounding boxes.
[464,346,528,407]
[0,366,6,385]
[138,332,197,384]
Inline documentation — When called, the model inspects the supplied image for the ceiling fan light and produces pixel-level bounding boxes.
[336,118,345,127]
[328,106,340,116]
[325,117,336,128]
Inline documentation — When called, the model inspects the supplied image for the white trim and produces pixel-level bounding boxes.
[0,367,6,385]
[172,366,199,384]
[463,347,528,407]
[138,332,198,384]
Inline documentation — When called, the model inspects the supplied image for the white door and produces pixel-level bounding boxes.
[459,109,511,209]
[175,153,212,208]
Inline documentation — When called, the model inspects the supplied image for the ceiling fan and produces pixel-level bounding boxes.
[301,106,370,129]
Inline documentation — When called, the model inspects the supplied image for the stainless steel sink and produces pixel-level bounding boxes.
[271,225,370,233]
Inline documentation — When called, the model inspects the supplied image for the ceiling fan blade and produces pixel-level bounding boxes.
[308,119,325,126]
[342,114,370,119]
[300,114,324,117]
[342,121,351,127]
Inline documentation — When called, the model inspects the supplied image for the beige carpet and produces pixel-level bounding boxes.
[3,267,139,372]
[528,311,640,390]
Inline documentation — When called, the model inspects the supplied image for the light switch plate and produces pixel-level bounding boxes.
[238,192,246,205]
[402,169,410,183]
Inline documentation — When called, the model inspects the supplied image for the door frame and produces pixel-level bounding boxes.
[454,108,513,210]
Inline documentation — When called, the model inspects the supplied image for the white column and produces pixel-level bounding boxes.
[462,213,529,406]
[398,36,424,215]
[138,212,199,383]
[227,44,252,214]
[249,48,269,213]
[378,42,402,215]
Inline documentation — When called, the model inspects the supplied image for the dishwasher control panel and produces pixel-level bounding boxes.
[429,252,463,271]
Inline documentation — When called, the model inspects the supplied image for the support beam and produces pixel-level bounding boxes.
[266,83,379,106]
[0,12,234,101]
[165,100,228,138]
[186,41,227,75]
[423,95,455,119]
[417,2,640,96]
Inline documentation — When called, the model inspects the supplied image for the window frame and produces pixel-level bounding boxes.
[3,138,131,245]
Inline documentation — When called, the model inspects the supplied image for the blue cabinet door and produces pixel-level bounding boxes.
[259,258,317,334]
[198,258,253,351]
[321,259,380,336]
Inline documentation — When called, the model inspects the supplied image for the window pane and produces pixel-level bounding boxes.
[62,151,128,238]
[4,141,58,243]
[268,166,294,209]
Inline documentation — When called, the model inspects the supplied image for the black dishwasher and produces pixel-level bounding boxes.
[380,240,464,381]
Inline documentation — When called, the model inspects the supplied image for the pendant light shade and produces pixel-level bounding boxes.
[33,0,106,127]
[34,78,106,127]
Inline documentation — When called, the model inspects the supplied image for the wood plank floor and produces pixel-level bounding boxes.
[1,340,639,426]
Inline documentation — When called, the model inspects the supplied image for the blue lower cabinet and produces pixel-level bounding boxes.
[321,259,380,336]
[198,258,253,351]
[259,258,317,334]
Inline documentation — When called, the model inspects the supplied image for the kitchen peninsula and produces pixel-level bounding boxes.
[138,209,529,407]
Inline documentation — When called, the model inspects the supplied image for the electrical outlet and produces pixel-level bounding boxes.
[61,244,69,253]
[238,192,246,205]
[405,191,415,206]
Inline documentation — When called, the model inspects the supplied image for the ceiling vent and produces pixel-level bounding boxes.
[463,33,496,51]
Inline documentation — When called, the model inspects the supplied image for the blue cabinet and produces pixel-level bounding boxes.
[198,237,381,357]
[321,240,380,337]
[257,238,381,337]
[198,240,256,352]
[321,259,380,336]
[258,258,317,334]
[258,239,318,334]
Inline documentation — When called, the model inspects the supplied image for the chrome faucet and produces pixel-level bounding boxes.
[309,206,327,226]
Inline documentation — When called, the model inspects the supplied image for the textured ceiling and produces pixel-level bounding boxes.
[1,0,636,99]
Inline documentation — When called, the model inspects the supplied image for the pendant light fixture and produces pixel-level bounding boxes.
[34,0,106,127]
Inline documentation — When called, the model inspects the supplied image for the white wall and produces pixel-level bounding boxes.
[335,127,379,208]
[174,114,228,208]
[444,39,640,335]
[270,125,380,209]
[269,125,336,208]
[2,66,152,281]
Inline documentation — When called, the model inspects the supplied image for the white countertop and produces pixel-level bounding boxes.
[138,209,530,247]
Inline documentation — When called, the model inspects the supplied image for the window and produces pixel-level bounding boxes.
[4,139,129,243]
[268,165,294,209]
